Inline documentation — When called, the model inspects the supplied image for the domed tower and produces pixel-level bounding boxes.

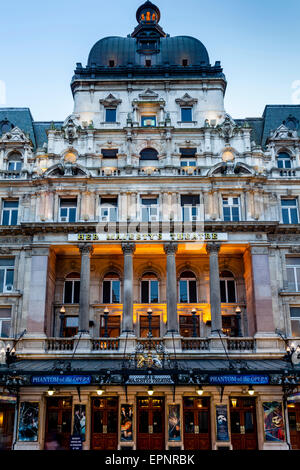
[71,1,226,128]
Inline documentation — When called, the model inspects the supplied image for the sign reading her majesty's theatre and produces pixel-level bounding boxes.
[68,233,228,242]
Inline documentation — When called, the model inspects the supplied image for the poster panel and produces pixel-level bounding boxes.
[168,404,181,441]
[121,404,133,441]
[73,404,86,442]
[216,405,229,442]
[263,402,285,442]
[18,402,39,442]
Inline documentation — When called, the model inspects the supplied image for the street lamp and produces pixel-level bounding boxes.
[147,308,153,338]
[191,308,197,337]
[235,306,243,337]
[103,307,109,338]
[59,305,65,338]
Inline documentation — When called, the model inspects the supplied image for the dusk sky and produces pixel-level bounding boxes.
[1,0,300,121]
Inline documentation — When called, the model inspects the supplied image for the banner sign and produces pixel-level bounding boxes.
[31,375,92,385]
[209,374,269,385]
[68,233,228,243]
[126,375,174,385]
[121,404,133,442]
[73,405,86,442]
[216,405,229,442]
[0,395,17,404]
[263,402,285,442]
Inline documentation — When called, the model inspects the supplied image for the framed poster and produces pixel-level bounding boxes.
[216,405,229,442]
[168,404,181,441]
[121,404,133,441]
[18,402,39,442]
[73,404,86,442]
[263,402,285,442]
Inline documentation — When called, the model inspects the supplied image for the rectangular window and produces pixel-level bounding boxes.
[63,316,79,337]
[100,197,118,222]
[179,315,200,337]
[100,315,120,337]
[181,195,200,221]
[0,259,14,293]
[59,199,77,223]
[220,280,236,303]
[101,149,118,159]
[141,198,158,222]
[179,280,197,303]
[64,280,80,304]
[141,280,159,303]
[0,308,11,338]
[180,148,197,167]
[140,315,160,338]
[223,197,240,222]
[8,161,22,172]
[281,199,299,224]
[2,200,19,226]
[103,280,120,304]
[286,258,300,292]
[181,108,193,122]
[105,109,117,123]
[290,307,300,337]
[141,116,156,127]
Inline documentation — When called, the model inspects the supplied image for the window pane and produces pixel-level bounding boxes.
[150,280,159,303]
[4,201,18,208]
[2,211,9,226]
[232,207,240,221]
[220,280,226,302]
[198,411,209,433]
[73,281,80,303]
[103,281,111,303]
[180,280,188,302]
[245,411,254,433]
[0,270,4,293]
[291,208,299,224]
[223,207,231,221]
[0,320,10,338]
[184,412,194,433]
[291,320,300,336]
[69,208,76,223]
[64,281,73,303]
[0,259,14,266]
[141,280,149,303]
[282,208,290,224]
[282,199,297,206]
[227,280,236,302]
[290,307,300,318]
[189,280,197,303]
[111,281,120,303]
[286,258,300,265]
[6,269,14,288]
[287,268,296,291]
[11,210,18,225]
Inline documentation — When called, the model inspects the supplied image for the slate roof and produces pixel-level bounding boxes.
[0,108,63,150]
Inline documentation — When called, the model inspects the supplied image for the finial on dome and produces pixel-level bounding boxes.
[136,1,161,24]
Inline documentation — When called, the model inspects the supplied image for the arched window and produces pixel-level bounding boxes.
[141,272,159,303]
[140,148,158,161]
[64,272,80,304]
[179,271,197,303]
[277,152,292,169]
[103,272,120,304]
[220,271,236,303]
[7,152,22,172]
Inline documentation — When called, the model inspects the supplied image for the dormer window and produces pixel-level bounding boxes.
[146,59,152,67]
[182,59,188,66]
[109,60,115,67]
[277,152,292,169]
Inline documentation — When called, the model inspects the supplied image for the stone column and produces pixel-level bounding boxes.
[121,242,136,335]
[79,244,93,334]
[164,242,179,335]
[206,243,223,336]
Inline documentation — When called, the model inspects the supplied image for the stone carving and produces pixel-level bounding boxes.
[121,242,136,254]
[62,114,81,144]
[138,89,159,101]
[0,126,32,146]
[268,123,298,141]
[44,161,89,177]
[216,114,239,143]
[175,93,198,107]
[163,242,178,255]
[99,93,122,108]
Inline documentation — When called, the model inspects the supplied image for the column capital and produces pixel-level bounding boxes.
[206,242,221,254]
[79,243,94,255]
[121,242,136,254]
[164,242,178,255]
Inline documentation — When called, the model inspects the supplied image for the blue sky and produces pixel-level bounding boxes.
[0,0,299,121]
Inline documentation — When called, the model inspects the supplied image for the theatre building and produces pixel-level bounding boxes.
[1,0,300,451]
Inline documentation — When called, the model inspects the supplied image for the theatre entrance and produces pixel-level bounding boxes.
[230,397,258,450]
[45,397,72,450]
[91,397,118,450]
[137,397,165,450]
[183,397,211,450]
[288,403,300,450]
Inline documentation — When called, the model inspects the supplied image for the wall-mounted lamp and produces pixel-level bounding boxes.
[147,386,154,396]
[97,386,104,396]
[47,387,55,396]
[196,386,204,396]
[248,385,255,396]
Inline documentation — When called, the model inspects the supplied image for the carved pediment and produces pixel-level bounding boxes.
[268,124,298,141]
[138,88,159,101]
[0,126,31,145]
[99,94,122,108]
[208,162,253,177]
[44,162,89,178]
[175,93,198,106]
[62,114,82,144]
[216,114,239,143]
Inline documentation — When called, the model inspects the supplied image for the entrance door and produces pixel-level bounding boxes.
[183,397,211,450]
[0,403,15,450]
[137,397,164,450]
[288,403,300,449]
[230,397,258,450]
[91,397,118,450]
[45,397,72,450]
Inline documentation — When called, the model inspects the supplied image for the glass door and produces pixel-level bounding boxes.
[137,397,164,450]
[183,397,211,450]
[45,397,72,450]
[230,398,258,450]
[91,397,118,450]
